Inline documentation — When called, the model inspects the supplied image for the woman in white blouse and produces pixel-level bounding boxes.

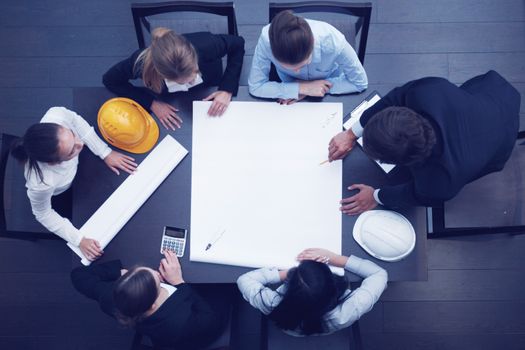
[10,107,137,260]
[237,248,387,336]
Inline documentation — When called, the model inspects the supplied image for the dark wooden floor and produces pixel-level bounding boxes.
[1,0,525,349]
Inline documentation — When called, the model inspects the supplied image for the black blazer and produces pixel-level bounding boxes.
[102,32,245,110]
[70,260,223,349]
[359,70,520,207]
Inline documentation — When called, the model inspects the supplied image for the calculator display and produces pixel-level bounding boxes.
[165,227,186,238]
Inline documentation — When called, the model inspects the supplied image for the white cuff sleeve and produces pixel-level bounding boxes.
[373,189,383,205]
[351,121,364,138]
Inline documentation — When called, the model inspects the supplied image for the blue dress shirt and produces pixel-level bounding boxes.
[248,19,368,99]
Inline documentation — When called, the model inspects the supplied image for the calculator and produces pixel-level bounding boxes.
[160,226,187,257]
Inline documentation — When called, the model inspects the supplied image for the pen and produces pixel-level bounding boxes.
[205,229,226,251]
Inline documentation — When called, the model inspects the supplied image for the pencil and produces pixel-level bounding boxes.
[319,159,329,165]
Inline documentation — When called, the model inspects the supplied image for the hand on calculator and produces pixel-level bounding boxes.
[159,250,184,285]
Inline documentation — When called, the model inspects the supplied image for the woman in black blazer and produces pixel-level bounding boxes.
[71,251,230,349]
[103,27,244,129]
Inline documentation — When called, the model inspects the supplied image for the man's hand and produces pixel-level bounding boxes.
[159,250,184,285]
[79,237,103,261]
[340,184,378,215]
[151,100,182,130]
[203,90,232,116]
[328,130,357,161]
[299,80,332,97]
[104,151,137,175]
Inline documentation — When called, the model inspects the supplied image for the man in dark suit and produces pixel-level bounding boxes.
[328,70,521,215]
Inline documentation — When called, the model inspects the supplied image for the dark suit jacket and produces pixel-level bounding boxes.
[70,260,223,349]
[102,32,245,110]
[359,70,520,207]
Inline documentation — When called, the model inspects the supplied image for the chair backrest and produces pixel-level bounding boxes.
[269,1,372,65]
[0,133,62,240]
[428,138,525,236]
[0,134,18,234]
[261,316,362,350]
[131,1,238,49]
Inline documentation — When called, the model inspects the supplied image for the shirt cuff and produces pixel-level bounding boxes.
[100,146,112,160]
[351,122,364,138]
[70,229,83,247]
[264,267,282,284]
[373,189,383,205]
[344,255,364,273]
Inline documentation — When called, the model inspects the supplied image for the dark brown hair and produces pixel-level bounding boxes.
[10,123,62,183]
[269,10,314,65]
[362,106,437,166]
[267,261,349,335]
[113,267,158,327]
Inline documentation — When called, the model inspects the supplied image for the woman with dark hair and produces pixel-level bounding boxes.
[103,27,244,129]
[71,250,230,349]
[11,107,137,260]
[237,248,387,336]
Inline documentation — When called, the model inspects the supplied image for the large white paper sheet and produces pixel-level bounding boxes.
[190,101,342,271]
[68,135,188,265]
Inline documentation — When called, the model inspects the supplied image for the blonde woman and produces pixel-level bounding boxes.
[103,28,245,129]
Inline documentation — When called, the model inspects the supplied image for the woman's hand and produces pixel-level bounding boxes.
[297,248,348,267]
[104,151,137,175]
[151,100,183,130]
[299,80,332,97]
[278,269,289,281]
[159,250,184,285]
[277,94,306,105]
[203,90,232,116]
[328,130,357,161]
[79,237,103,261]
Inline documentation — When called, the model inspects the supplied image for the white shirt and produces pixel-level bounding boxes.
[237,255,387,336]
[25,107,112,246]
[160,282,177,297]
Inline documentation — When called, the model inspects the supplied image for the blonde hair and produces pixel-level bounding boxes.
[134,27,198,94]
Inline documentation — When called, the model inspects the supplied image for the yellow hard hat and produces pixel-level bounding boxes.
[97,98,160,154]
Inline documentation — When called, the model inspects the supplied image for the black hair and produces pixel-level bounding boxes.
[269,10,314,65]
[10,123,62,183]
[113,267,158,327]
[268,260,349,335]
[362,106,437,166]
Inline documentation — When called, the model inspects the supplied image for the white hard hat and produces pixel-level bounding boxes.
[353,210,416,262]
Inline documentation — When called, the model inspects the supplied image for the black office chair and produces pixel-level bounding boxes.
[0,133,68,240]
[268,1,372,65]
[260,316,363,350]
[259,282,364,350]
[131,1,238,50]
[427,133,525,237]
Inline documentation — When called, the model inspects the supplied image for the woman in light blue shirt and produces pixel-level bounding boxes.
[237,248,387,336]
[248,11,368,104]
